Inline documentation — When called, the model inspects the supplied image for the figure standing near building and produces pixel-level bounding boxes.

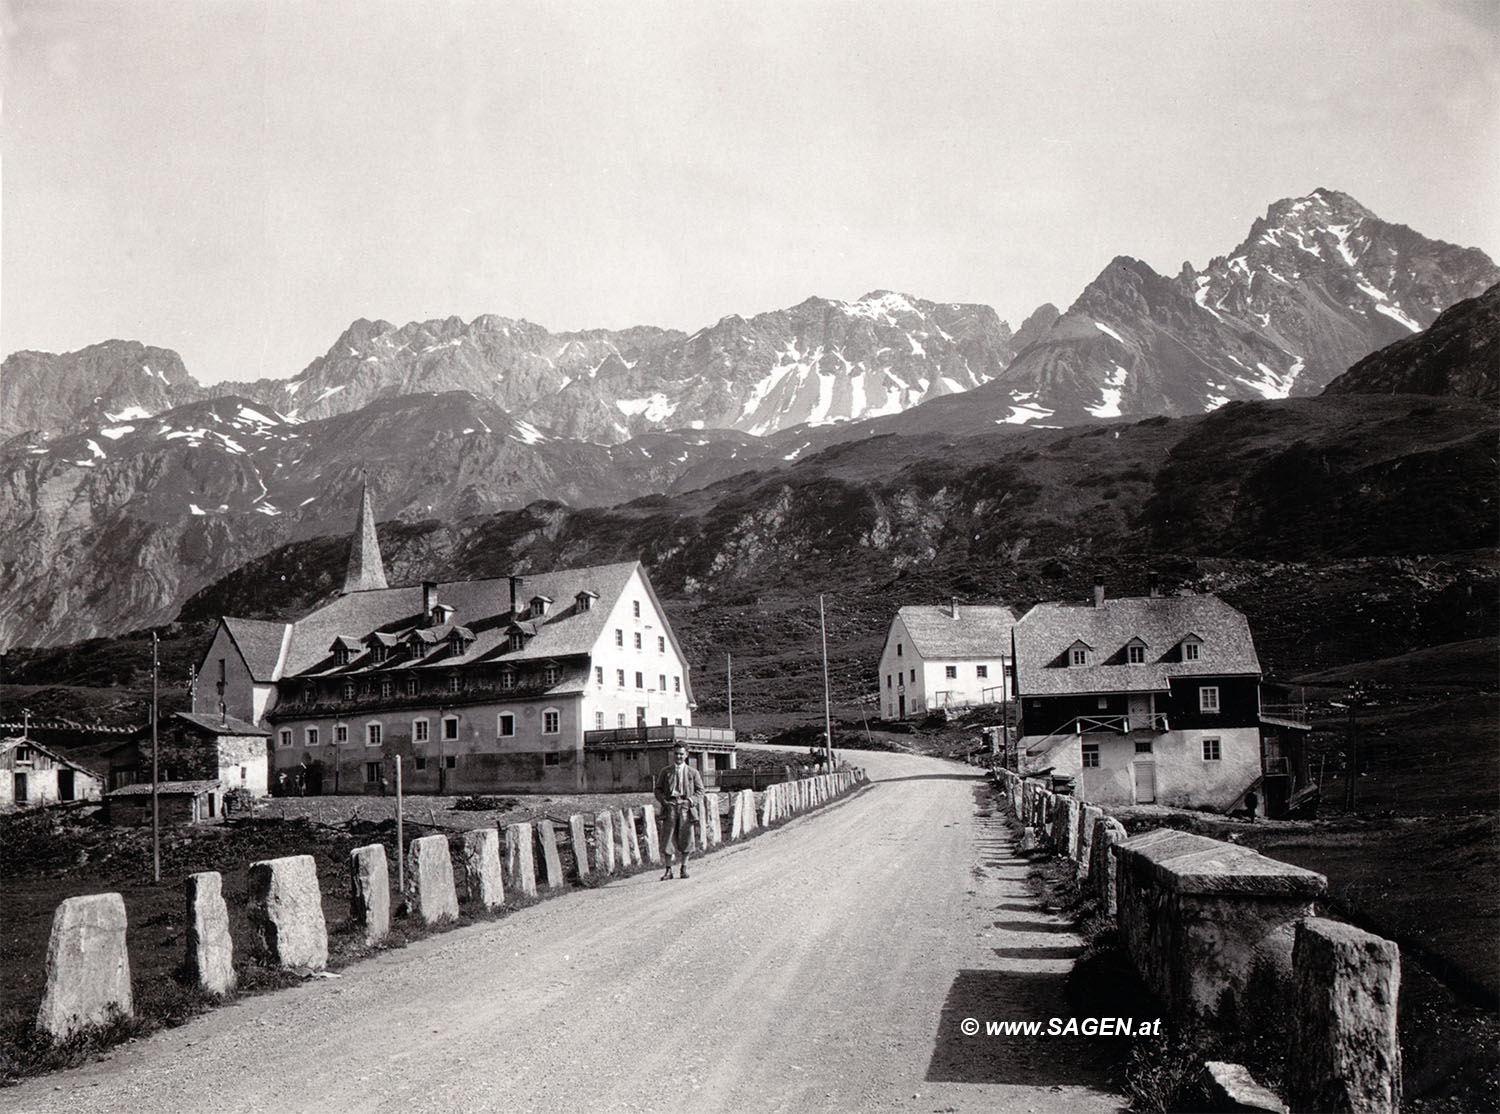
[655,745,704,880]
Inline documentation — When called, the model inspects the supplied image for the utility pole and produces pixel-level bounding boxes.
[395,756,405,895]
[726,653,734,737]
[819,596,834,770]
[151,630,161,884]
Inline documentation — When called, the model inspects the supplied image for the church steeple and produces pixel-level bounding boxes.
[342,479,389,594]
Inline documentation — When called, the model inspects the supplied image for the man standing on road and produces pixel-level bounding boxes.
[655,745,704,880]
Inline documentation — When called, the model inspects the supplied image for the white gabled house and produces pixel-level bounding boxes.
[878,601,1018,720]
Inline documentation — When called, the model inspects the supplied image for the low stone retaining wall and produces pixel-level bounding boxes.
[30,765,868,1045]
[991,767,1400,1114]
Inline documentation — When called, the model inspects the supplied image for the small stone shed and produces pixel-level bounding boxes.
[106,780,224,825]
[111,712,270,797]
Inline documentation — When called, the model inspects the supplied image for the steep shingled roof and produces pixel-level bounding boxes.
[894,605,1018,659]
[221,618,292,683]
[280,561,648,681]
[1013,594,1260,697]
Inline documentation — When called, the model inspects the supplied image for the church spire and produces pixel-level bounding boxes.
[342,478,389,594]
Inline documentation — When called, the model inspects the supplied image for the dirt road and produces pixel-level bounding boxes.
[3,750,1126,1113]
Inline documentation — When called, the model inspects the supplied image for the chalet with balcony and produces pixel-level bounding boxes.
[1013,584,1264,812]
[193,485,702,794]
[878,601,1018,721]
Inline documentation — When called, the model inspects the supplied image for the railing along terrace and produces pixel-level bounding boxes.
[583,725,736,747]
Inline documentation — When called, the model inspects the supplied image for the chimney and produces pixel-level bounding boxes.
[1093,579,1105,608]
[422,581,438,624]
[949,597,959,619]
[509,575,524,616]
[1147,572,1160,598]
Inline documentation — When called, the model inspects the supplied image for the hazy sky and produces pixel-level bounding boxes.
[5,0,1497,385]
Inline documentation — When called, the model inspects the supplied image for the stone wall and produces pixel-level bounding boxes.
[991,767,1401,1113]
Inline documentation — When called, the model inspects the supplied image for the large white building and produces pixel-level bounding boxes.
[878,602,1018,720]
[194,486,711,793]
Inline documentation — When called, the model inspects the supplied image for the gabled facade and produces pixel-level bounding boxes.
[193,491,698,794]
[0,737,105,811]
[1013,587,1263,812]
[878,601,1018,720]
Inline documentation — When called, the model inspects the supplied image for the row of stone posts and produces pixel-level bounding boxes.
[991,767,1402,1114]
[33,770,867,1042]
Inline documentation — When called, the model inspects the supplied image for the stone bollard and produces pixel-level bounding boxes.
[729,791,746,839]
[1089,817,1128,916]
[349,844,391,944]
[567,814,591,881]
[593,812,616,874]
[1286,918,1402,1114]
[705,794,722,846]
[185,872,235,995]
[743,789,759,831]
[614,809,637,868]
[36,893,133,1039]
[248,855,327,971]
[458,828,505,910]
[405,834,460,925]
[504,822,539,897]
[623,809,643,866]
[640,804,663,865]
[534,819,565,891]
[759,789,774,828]
[1075,805,1105,881]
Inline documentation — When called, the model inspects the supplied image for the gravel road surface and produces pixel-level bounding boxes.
[3,749,1126,1113]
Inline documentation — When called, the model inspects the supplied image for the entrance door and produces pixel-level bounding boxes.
[898,694,906,718]
[13,773,26,803]
[1132,761,1156,804]
[1127,695,1152,732]
[57,769,75,801]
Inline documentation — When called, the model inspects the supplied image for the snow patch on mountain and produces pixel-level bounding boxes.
[106,406,153,422]
[1087,364,1130,418]
[1374,303,1422,332]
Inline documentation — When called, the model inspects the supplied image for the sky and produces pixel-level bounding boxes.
[4,0,1498,385]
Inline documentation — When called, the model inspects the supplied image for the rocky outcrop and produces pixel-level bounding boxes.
[1324,282,1499,401]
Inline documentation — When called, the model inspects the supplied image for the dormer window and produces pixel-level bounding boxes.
[447,625,475,657]
[1181,635,1203,663]
[509,632,525,652]
[530,595,552,619]
[331,635,362,667]
[1126,638,1148,665]
[575,590,597,612]
[1071,648,1087,666]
